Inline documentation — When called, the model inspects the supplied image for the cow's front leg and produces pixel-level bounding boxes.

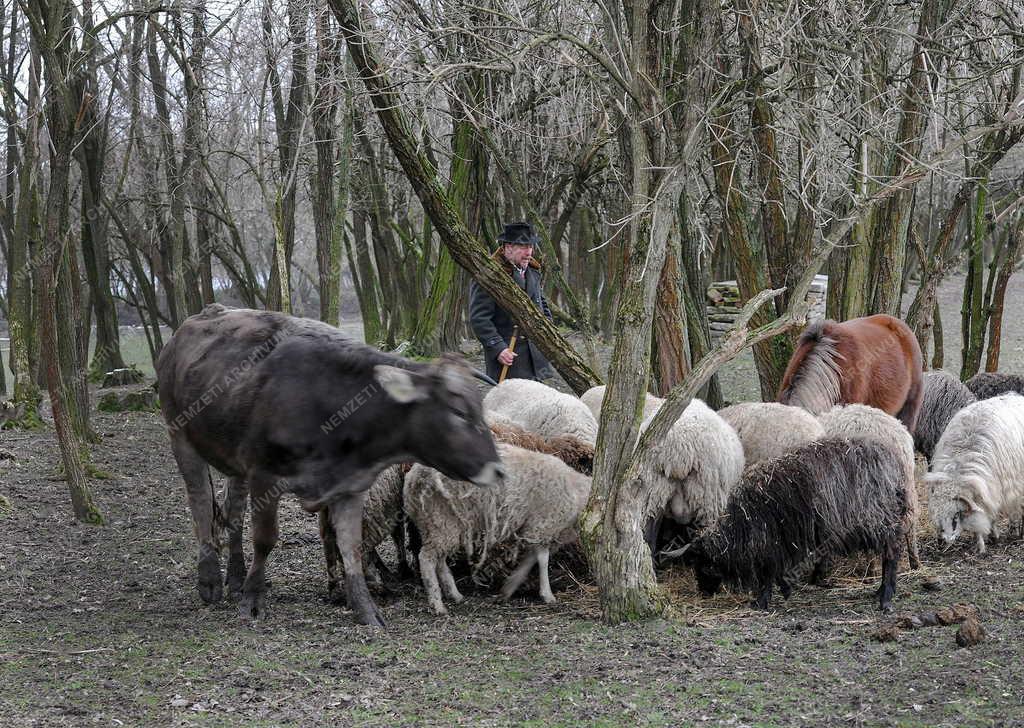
[239,484,280,621]
[171,436,222,604]
[223,476,249,596]
[330,492,385,627]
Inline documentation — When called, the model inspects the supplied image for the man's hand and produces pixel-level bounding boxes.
[497,348,517,367]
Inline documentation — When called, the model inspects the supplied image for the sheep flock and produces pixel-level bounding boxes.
[322,369,1023,616]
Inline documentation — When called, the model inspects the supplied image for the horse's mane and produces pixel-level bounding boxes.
[778,319,844,414]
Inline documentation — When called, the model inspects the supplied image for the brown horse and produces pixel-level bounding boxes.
[778,314,924,433]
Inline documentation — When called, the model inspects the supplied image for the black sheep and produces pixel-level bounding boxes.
[964,372,1024,401]
[915,371,976,460]
[664,438,909,611]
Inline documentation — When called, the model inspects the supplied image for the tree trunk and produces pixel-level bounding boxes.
[983,226,1023,373]
[652,230,689,395]
[311,7,343,324]
[6,38,42,416]
[960,183,988,379]
[264,0,309,313]
[868,0,953,314]
[27,0,103,523]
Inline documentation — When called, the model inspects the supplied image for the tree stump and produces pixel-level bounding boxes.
[101,368,145,388]
[98,389,160,413]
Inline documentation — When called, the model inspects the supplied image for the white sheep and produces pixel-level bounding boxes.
[580,384,662,422]
[404,443,591,614]
[484,379,598,444]
[818,404,920,569]
[647,399,746,533]
[926,393,1024,552]
[717,402,824,467]
[578,385,745,536]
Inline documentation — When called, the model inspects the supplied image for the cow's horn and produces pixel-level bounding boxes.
[472,369,498,386]
[659,543,692,560]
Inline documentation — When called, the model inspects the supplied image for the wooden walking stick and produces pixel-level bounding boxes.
[498,326,519,384]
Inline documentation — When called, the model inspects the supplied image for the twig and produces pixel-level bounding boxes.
[20,647,113,656]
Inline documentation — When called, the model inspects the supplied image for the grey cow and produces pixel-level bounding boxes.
[156,304,504,626]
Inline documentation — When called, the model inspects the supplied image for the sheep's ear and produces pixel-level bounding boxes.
[957,496,980,514]
[374,366,428,404]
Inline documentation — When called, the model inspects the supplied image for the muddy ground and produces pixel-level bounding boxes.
[2,273,1024,727]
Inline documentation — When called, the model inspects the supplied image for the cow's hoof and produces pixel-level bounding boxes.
[880,602,894,614]
[355,605,386,629]
[198,579,223,605]
[197,555,223,604]
[239,591,265,621]
[225,558,246,596]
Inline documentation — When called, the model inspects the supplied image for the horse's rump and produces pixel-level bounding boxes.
[778,314,923,431]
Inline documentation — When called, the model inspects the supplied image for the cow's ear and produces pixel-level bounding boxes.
[375,365,427,403]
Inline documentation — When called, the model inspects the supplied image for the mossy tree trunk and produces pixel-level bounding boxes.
[264,0,309,314]
[25,0,102,524]
[960,183,989,379]
[984,223,1024,372]
[5,31,42,418]
[868,0,953,315]
[311,7,344,325]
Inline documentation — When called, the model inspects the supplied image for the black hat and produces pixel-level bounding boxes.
[497,221,539,246]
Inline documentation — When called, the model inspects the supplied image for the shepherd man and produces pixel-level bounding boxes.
[469,222,555,382]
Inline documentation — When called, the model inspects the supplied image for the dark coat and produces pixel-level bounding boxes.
[469,258,554,381]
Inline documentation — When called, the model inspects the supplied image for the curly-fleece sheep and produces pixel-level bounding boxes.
[717,402,823,467]
[485,379,598,444]
[318,421,596,592]
[915,371,977,460]
[404,443,591,614]
[580,384,663,421]
[926,392,1024,552]
[964,372,1024,401]
[667,438,909,611]
[818,404,920,569]
[578,385,745,548]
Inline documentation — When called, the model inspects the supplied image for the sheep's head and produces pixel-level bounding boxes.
[926,473,990,543]
[678,541,722,597]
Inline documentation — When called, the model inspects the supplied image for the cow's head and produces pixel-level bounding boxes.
[374,356,504,486]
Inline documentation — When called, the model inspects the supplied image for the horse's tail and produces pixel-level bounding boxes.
[777,319,843,414]
[893,320,925,434]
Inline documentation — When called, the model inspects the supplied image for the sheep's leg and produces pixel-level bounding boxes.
[393,519,416,579]
[976,531,987,554]
[751,583,772,610]
[499,550,540,602]
[878,541,901,612]
[417,548,447,615]
[223,476,249,595]
[437,559,464,604]
[536,547,555,604]
[776,578,792,600]
[238,483,280,621]
[810,557,835,587]
[989,523,1001,544]
[170,436,222,604]
[317,508,344,601]
[906,528,921,570]
[329,492,385,627]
